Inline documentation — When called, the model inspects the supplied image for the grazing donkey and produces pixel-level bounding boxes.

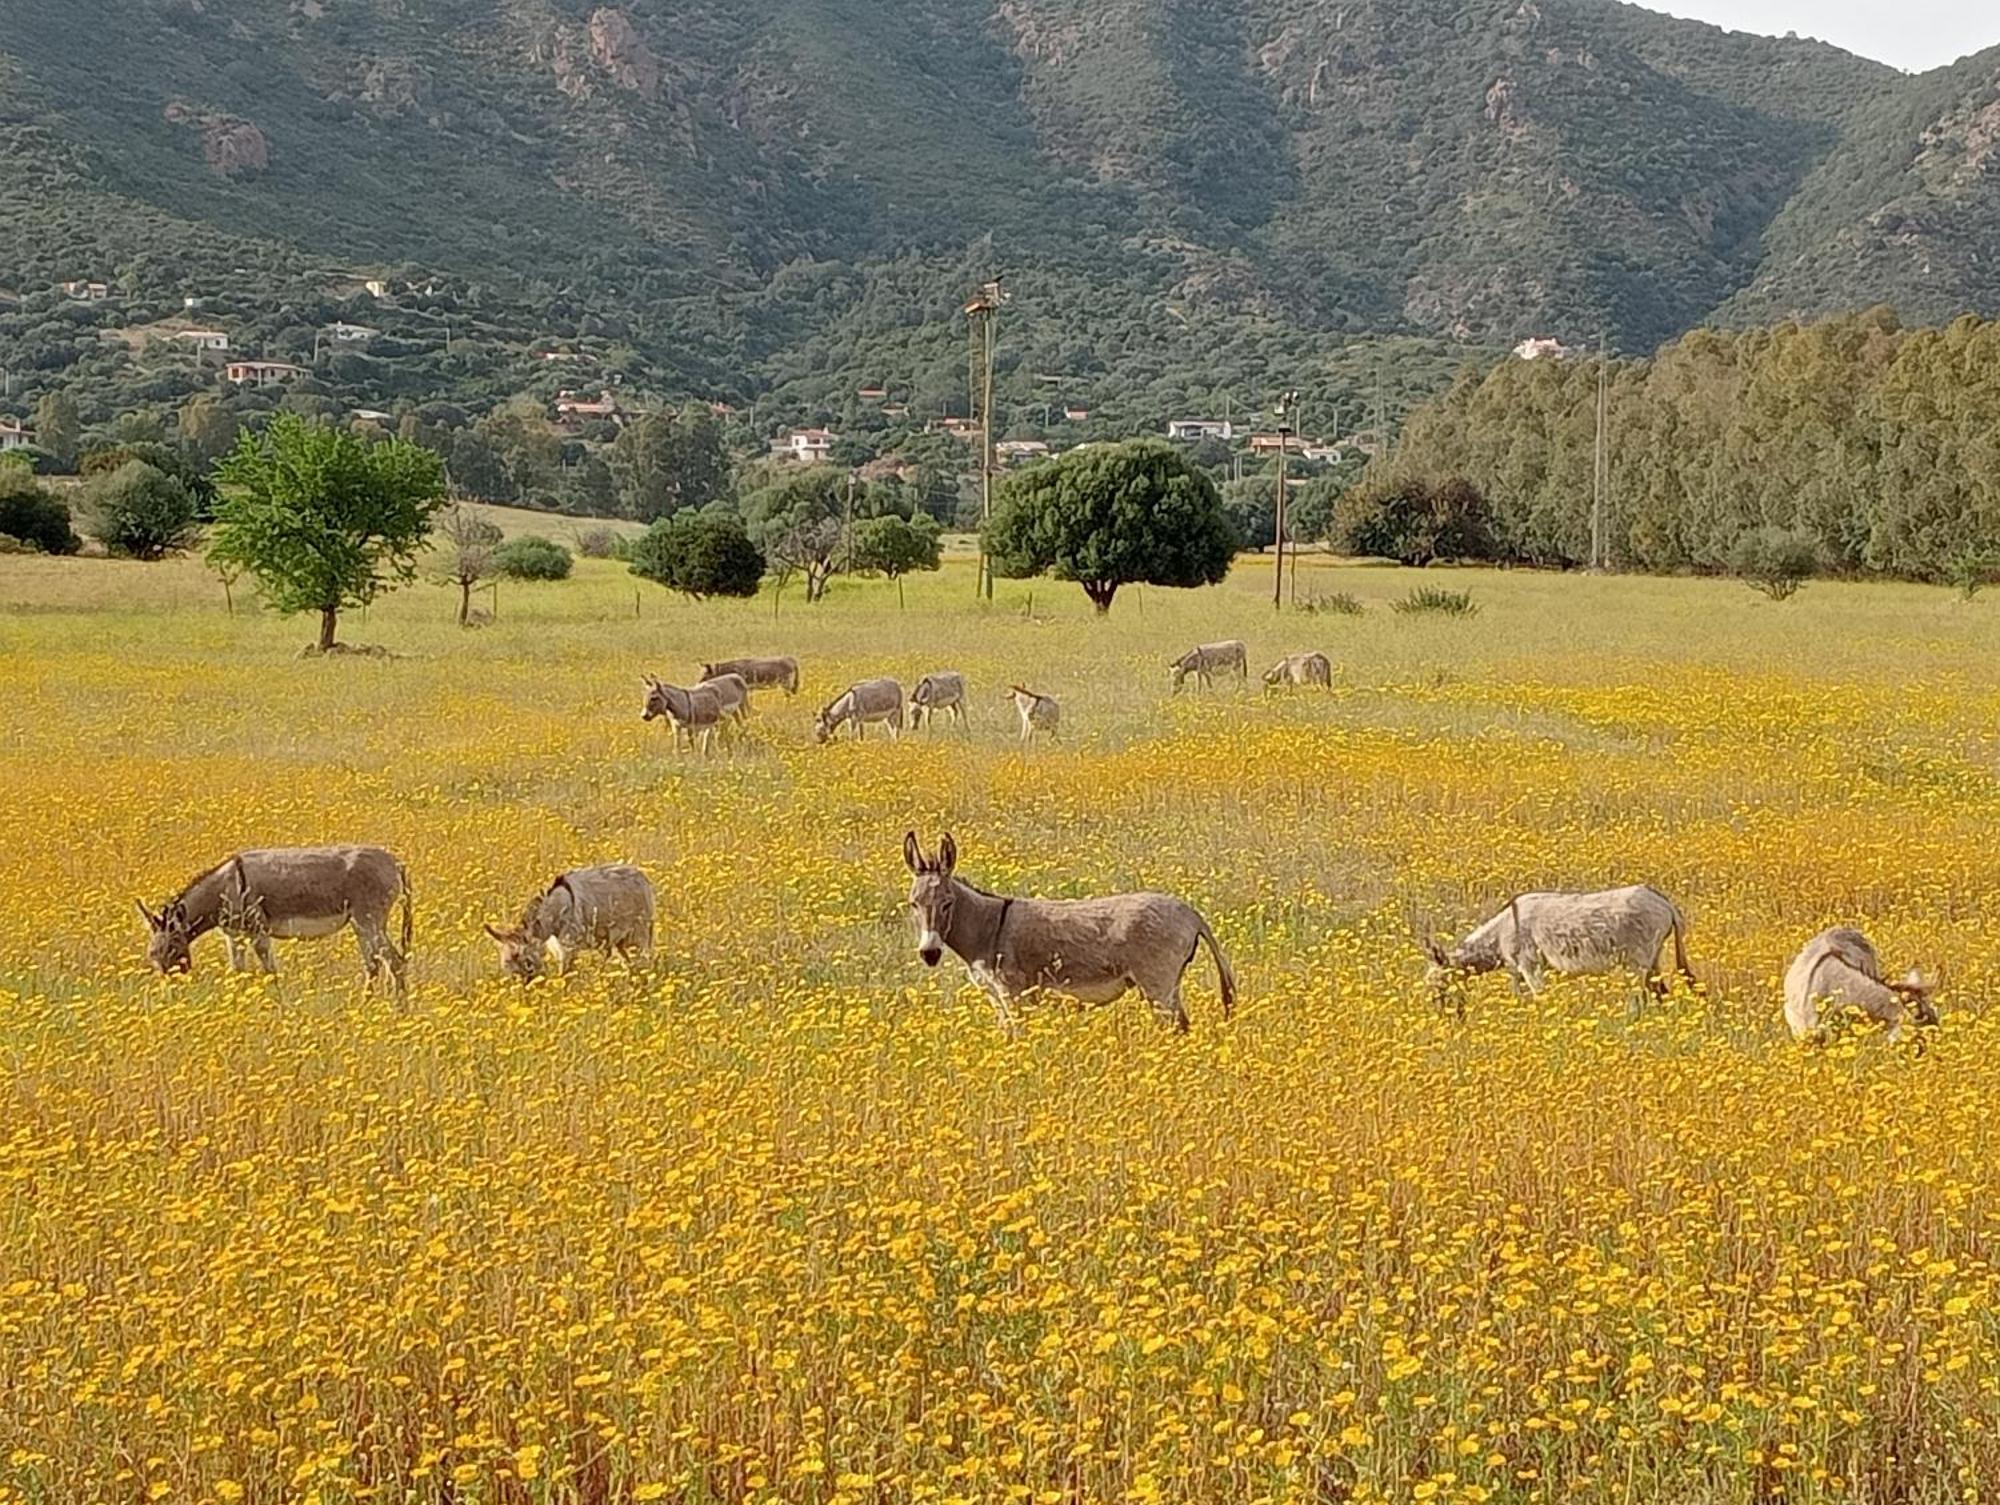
[486,864,655,981]
[1010,685,1061,744]
[1783,926,1938,1042]
[701,656,800,697]
[696,671,752,724]
[136,845,413,993]
[1422,885,1692,1014]
[1169,640,1248,692]
[1264,651,1332,689]
[815,678,905,743]
[910,672,968,732]
[903,832,1235,1033]
[641,676,732,755]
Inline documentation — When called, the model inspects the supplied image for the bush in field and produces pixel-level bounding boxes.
[1300,590,1364,616]
[1333,475,1497,566]
[629,511,764,600]
[0,465,81,554]
[1728,526,1820,601]
[1392,586,1479,618]
[493,534,573,581]
[575,525,620,559]
[849,513,942,605]
[83,460,202,560]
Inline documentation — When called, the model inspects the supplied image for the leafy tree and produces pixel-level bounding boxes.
[493,534,573,581]
[629,511,764,600]
[33,392,81,473]
[985,440,1237,614]
[849,512,942,606]
[1222,475,1277,550]
[479,400,563,501]
[742,469,862,603]
[83,460,201,560]
[1727,525,1820,600]
[432,503,503,625]
[210,415,446,651]
[448,429,515,503]
[81,441,217,515]
[1332,476,1496,566]
[0,465,80,554]
[611,407,732,522]
[177,395,240,467]
[559,454,618,517]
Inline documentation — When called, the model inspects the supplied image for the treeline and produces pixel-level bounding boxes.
[1350,310,2000,582]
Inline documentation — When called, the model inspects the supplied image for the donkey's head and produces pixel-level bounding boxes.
[902,830,960,967]
[135,898,194,974]
[1892,969,1941,1029]
[1418,934,1461,1012]
[484,922,544,981]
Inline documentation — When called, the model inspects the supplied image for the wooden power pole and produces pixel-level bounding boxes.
[1273,389,1297,609]
[965,278,1005,601]
[1592,332,1609,572]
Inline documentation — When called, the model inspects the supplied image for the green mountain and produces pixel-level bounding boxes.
[0,0,1994,435]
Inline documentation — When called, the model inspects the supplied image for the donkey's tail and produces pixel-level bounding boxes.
[1670,904,1694,985]
[1196,914,1237,1020]
[398,863,415,957]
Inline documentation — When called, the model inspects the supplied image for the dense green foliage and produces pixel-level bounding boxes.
[210,416,446,648]
[3,0,1992,466]
[986,441,1238,613]
[1727,526,1821,601]
[628,512,765,601]
[849,514,942,582]
[492,534,572,582]
[1332,476,1499,566]
[0,466,80,554]
[1363,311,2000,581]
[82,459,201,560]
[741,470,878,604]
[610,410,732,523]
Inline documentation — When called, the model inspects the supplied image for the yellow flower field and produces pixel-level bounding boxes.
[2,550,1999,1503]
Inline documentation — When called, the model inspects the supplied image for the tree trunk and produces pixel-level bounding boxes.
[1084,581,1118,615]
[458,580,472,627]
[318,606,339,651]
[806,562,831,603]
[896,575,905,610]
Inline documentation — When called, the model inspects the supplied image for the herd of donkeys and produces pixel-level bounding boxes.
[128,644,1939,1042]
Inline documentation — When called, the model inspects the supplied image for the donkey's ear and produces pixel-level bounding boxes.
[903,831,923,873]
[484,922,515,943]
[1421,936,1448,965]
[134,898,161,930]
[938,833,957,875]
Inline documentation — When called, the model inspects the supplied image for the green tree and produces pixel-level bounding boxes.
[0,465,80,554]
[1332,476,1497,566]
[492,534,573,581]
[210,415,446,651]
[177,395,240,467]
[33,392,81,473]
[83,460,201,560]
[742,469,860,602]
[629,511,765,600]
[985,440,1237,614]
[611,407,733,522]
[448,429,515,503]
[849,512,942,606]
[1727,525,1820,600]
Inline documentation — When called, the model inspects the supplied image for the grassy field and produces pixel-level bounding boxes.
[3,550,2000,1503]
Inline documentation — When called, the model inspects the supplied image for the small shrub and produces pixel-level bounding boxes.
[84,460,202,560]
[1944,547,2000,601]
[1392,586,1479,618]
[1727,526,1819,601]
[493,534,573,581]
[575,525,620,559]
[629,512,764,600]
[1300,590,1364,617]
[0,468,81,555]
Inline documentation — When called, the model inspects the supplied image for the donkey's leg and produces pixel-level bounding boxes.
[1146,981,1192,1035]
[254,934,278,974]
[223,932,249,971]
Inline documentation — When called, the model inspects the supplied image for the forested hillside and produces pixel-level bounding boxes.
[0,0,1995,435]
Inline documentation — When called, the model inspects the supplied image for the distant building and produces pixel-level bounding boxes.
[555,389,624,429]
[1248,433,1295,456]
[176,329,231,352]
[351,408,395,423]
[771,428,836,465]
[1514,337,1573,361]
[1167,418,1233,442]
[0,419,32,452]
[364,279,390,300]
[327,322,379,344]
[1300,442,1351,463]
[995,439,1053,466]
[62,280,111,302]
[707,400,735,418]
[226,360,303,387]
[1063,406,1090,422]
[856,385,888,401]
[183,296,202,311]
[929,416,979,441]
[881,403,910,419]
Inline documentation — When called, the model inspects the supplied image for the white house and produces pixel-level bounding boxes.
[61,280,111,302]
[1166,418,1233,442]
[327,322,380,344]
[555,389,623,428]
[363,279,390,300]
[771,428,836,464]
[177,329,231,352]
[1300,442,1351,463]
[351,408,395,423]
[0,419,32,452]
[995,439,1053,466]
[1514,337,1573,361]
[226,359,303,387]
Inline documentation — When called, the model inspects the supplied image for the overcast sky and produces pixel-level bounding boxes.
[1643,1,1996,71]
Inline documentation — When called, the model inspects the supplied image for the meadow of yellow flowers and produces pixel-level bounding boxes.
[2,548,1999,1503]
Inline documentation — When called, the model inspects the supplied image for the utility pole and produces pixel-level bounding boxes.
[965,277,1005,601]
[1273,389,1297,610]
[843,469,856,573]
[1592,331,1609,572]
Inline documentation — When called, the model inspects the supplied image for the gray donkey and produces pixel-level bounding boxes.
[1422,885,1692,1014]
[903,831,1235,1033]
[136,845,412,993]
[486,864,655,981]
[1783,926,1938,1042]
[1169,640,1248,692]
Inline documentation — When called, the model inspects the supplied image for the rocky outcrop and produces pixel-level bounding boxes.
[588,8,661,98]
[164,102,270,177]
